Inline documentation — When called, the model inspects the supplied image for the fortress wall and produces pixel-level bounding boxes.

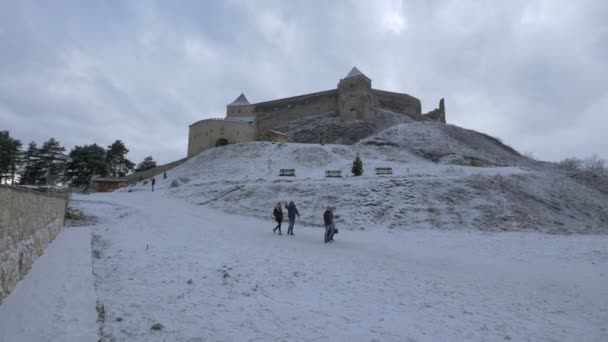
[337,76,374,121]
[253,90,338,138]
[188,119,256,157]
[422,110,445,123]
[372,89,422,118]
[0,185,67,303]
[226,105,255,118]
[422,98,446,123]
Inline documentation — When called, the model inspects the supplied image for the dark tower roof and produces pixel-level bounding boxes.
[344,66,366,79]
[227,93,250,106]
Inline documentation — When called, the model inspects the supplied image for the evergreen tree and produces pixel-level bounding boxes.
[106,140,134,177]
[20,141,44,185]
[65,144,108,187]
[39,138,67,185]
[0,131,12,183]
[351,153,364,176]
[0,131,22,185]
[135,156,157,173]
[9,138,22,185]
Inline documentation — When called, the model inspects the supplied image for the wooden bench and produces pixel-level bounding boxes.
[279,169,296,177]
[325,170,342,178]
[375,167,393,175]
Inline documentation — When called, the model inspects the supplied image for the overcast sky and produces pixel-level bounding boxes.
[1,0,607,164]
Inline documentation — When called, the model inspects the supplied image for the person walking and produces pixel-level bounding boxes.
[151,177,156,192]
[286,201,300,235]
[323,206,334,243]
[273,202,284,235]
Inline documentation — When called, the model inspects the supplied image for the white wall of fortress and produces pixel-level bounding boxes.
[0,185,67,302]
[188,119,256,157]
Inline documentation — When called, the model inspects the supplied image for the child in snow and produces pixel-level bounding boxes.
[273,203,284,235]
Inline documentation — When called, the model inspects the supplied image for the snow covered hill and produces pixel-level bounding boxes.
[274,109,413,144]
[364,122,527,167]
[126,122,608,234]
[3,122,607,341]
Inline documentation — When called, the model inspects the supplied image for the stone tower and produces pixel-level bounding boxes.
[226,93,253,117]
[337,67,374,121]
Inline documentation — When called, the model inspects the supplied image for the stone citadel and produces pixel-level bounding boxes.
[187,67,446,157]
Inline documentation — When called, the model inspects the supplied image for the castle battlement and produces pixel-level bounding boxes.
[187,67,446,157]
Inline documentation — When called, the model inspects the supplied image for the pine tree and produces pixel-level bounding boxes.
[9,138,22,185]
[352,153,364,176]
[135,156,157,173]
[39,138,67,185]
[20,141,44,185]
[0,131,12,183]
[106,140,134,177]
[0,131,22,185]
[65,144,109,187]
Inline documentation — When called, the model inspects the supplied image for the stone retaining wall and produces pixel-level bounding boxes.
[0,185,67,303]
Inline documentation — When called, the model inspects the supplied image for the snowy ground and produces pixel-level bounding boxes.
[126,140,607,234]
[0,226,98,342]
[2,191,607,341]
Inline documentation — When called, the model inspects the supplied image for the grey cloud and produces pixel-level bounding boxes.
[0,0,606,163]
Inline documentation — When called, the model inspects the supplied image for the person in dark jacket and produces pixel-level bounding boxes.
[273,202,284,235]
[323,206,334,243]
[151,177,156,192]
[286,201,300,236]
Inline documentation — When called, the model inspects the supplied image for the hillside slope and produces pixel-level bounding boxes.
[364,122,527,167]
[274,109,413,144]
[126,123,608,234]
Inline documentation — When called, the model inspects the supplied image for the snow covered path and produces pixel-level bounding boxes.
[0,226,98,342]
[2,191,607,341]
[78,192,608,341]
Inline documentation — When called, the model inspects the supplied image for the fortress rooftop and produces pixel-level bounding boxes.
[227,93,250,107]
[344,66,366,79]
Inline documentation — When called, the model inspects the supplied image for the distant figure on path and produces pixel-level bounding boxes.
[163,170,167,179]
[151,177,156,192]
[273,202,284,235]
[286,201,300,236]
[323,206,335,243]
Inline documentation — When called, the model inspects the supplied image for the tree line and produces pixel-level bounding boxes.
[0,130,157,187]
